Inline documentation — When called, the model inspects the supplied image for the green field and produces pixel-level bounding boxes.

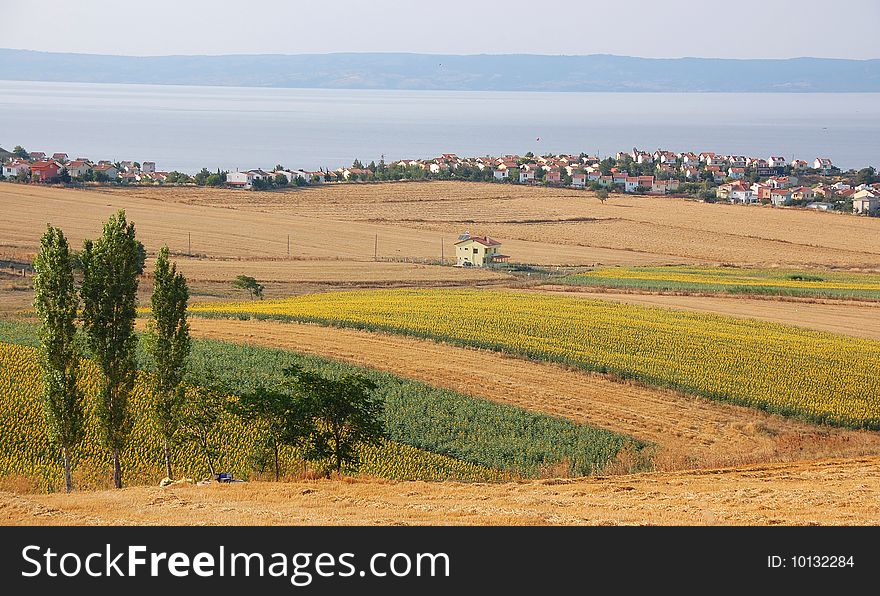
[189,289,880,429]
[560,266,880,300]
[0,321,643,491]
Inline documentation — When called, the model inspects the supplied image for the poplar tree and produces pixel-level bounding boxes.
[146,246,191,480]
[80,210,144,489]
[33,226,85,493]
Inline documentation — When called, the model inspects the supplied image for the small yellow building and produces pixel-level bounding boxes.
[454,232,508,267]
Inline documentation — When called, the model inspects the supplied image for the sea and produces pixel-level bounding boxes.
[1,80,878,172]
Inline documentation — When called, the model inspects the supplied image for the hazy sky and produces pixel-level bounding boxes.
[2,0,879,59]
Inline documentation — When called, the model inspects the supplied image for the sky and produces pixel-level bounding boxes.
[1,0,878,59]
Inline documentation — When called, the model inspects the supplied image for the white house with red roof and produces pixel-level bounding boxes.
[3,160,31,178]
[493,168,509,180]
[813,158,834,174]
[767,156,786,168]
[454,232,508,267]
[226,171,255,189]
[65,160,92,178]
[728,167,745,180]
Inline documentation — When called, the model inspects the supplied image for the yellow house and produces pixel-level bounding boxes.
[454,232,508,267]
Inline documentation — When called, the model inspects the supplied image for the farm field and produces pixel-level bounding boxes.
[537,288,880,341]
[173,317,880,470]
[0,320,640,489]
[190,288,880,428]
[4,180,880,526]
[561,265,880,300]
[0,183,680,267]
[3,456,878,526]
[0,341,513,490]
[110,182,880,269]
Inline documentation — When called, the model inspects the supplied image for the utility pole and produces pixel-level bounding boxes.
[374,234,378,261]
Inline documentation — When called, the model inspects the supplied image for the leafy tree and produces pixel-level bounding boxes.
[282,366,384,476]
[33,226,86,493]
[205,173,222,187]
[193,168,211,186]
[166,171,191,184]
[233,274,264,299]
[80,210,144,489]
[146,246,191,480]
[58,168,71,184]
[180,385,226,479]
[856,167,877,185]
[274,173,288,186]
[13,145,29,159]
[229,383,306,481]
[351,158,364,169]
[596,188,609,203]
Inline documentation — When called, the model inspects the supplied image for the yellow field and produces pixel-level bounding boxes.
[565,265,880,299]
[0,342,506,491]
[175,317,880,471]
[191,289,880,428]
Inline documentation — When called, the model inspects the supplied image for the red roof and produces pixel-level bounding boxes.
[455,235,501,247]
[30,160,60,170]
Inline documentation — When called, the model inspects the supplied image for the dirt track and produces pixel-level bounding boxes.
[170,318,880,471]
[3,457,878,525]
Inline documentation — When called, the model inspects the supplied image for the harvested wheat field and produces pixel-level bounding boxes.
[0,183,679,267]
[2,457,878,525]
[536,287,880,341]
[111,182,880,269]
[161,318,880,471]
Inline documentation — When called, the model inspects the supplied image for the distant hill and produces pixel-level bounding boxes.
[1,49,879,92]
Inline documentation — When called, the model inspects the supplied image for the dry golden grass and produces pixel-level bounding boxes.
[165,318,880,471]
[0,182,677,267]
[3,456,878,526]
[111,182,880,269]
[536,287,880,341]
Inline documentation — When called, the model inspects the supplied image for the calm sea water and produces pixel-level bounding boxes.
[1,80,878,172]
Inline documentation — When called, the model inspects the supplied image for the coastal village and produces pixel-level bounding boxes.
[1,144,878,216]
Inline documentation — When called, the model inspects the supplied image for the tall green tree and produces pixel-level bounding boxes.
[230,383,306,481]
[33,226,86,493]
[282,366,385,476]
[80,210,145,489]
[146,246,191,480]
